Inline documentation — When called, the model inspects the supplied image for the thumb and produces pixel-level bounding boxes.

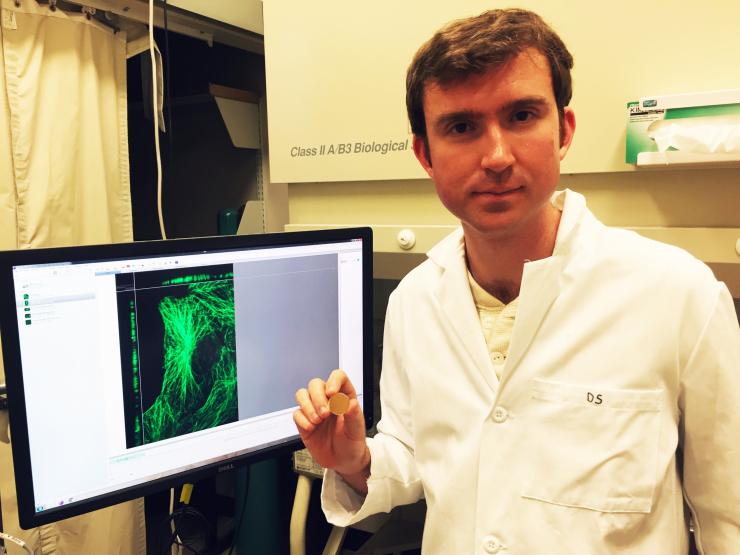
[340,399,366,441]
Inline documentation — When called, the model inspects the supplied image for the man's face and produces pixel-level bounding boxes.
[413,48,575,242]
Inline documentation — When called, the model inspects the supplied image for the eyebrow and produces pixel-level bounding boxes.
[432,95,551,131]
[503,95,550,113]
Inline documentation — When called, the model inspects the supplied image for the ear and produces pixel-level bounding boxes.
[412,135,434,179]
[559,107,576,160]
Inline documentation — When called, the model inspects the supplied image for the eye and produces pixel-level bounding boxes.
[512,110,534,123]
[449,121,473,135]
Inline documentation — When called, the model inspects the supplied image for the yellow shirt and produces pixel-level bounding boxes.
[467,271,519,380]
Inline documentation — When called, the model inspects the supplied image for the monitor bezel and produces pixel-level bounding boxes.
[0,227,373,529]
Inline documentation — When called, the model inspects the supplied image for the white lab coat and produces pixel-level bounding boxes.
[322,190,740,554]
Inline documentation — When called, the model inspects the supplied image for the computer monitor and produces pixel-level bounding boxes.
[0,228,373,529]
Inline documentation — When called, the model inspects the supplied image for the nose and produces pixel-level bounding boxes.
[480,125,514,174]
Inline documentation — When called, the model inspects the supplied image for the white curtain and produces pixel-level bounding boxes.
[0,0,143,553]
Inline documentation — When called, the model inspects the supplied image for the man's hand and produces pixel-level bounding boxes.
[293,369,370,493]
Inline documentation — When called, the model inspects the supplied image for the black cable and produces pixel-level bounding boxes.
[158,505,183,555]
[174,506,214,555]
[159,516,178,555]
[158,504,214,555]
[226,464,251,555]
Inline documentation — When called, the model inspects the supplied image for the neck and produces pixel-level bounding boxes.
[464,203,561,301]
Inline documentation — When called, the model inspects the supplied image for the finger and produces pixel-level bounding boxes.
[345,397,362,416]
[339,377,358,399]
[295,387,321,425]
[307,378,331,418]
[325,369,346,397]
[292,409,315,440]
[326,369,357,398]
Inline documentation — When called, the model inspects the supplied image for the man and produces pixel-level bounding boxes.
[293,9,740,553]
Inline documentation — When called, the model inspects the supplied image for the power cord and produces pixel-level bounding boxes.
[0,531,34,555]
[162,0,174,166]
[148,0,166,239]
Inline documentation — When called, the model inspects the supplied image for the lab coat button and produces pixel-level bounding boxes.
[491,351,505,363]
[492,406,508,423]
[483,535,503,553]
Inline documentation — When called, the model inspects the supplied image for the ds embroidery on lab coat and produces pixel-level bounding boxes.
[322,190,740,554]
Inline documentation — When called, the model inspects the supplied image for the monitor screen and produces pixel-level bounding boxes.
[0,228,373,529]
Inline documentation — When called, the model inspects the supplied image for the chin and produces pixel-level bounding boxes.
[465,217,524,240]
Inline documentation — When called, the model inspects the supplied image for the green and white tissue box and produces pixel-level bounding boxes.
[626,89,740,166]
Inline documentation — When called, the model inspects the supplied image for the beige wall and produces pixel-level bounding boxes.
[169,0,263,34]
[284,171,740,293]
[264,0,740,180]
[263,1,740,292]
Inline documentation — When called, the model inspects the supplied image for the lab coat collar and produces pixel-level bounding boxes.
[551,188,591,257]
[426,189,591,392]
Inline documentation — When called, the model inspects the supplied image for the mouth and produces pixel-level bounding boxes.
[472,186,523,198]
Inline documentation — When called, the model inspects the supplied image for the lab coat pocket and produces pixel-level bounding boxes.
[521,379,663,513]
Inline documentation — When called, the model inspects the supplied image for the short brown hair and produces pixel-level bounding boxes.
[406,9,573,138]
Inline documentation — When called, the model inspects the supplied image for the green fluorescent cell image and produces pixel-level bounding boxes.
[143,279,237,443]
[117,265,238,447]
